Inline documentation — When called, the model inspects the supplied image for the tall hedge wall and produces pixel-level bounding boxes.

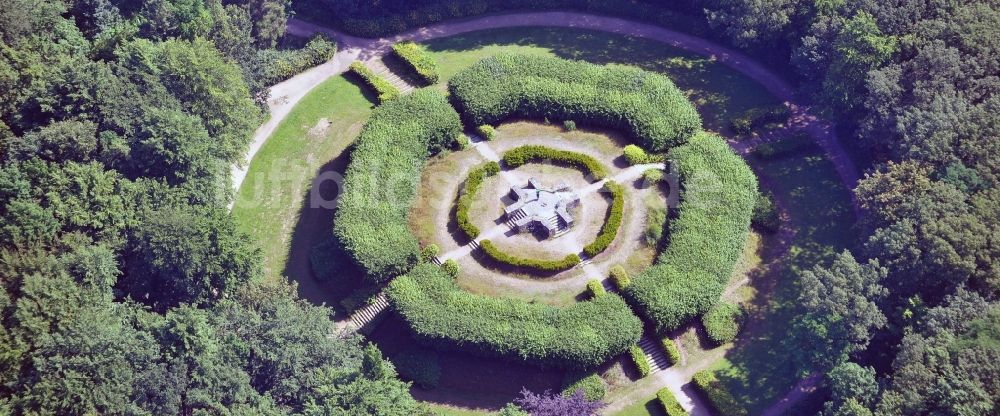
[333,90,463,282]
[387,263,643,369]
[448,54,701,151]
[624,132,757,332]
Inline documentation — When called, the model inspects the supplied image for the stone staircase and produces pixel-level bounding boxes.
[548,215,570,238]
[430,256,443,266]
[365,58,416,94]
[506,210,527,230]
[638,336,673,374]
[348,292,391,333]
[468,239,481,250]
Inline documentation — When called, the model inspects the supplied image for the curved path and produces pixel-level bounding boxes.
[232,11,861,415]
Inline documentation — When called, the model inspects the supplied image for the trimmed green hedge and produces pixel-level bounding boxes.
[662,338,682,367]
[502,145,607,181]
[693,370,748,416]
[702,302,743,346]
[477,124,496,140]
[258,36,337,86]
[387,264,643,369]
[391,347,441,389]
[624,144,651,165]
[391,41,439,84]
[562,372,606,401]
[348,61,400,103]
[624,133,757,332]
[587,280,606,298]
[583,181,624,257]
[456,161,500,239]
[479,239,581,272]
[629,345,651,378]
[610,265,631,290]
[449,54,701,152]
[657,388,686,416]
[333,90,462,282]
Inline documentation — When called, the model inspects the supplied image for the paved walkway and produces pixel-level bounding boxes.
[228,11,867,414]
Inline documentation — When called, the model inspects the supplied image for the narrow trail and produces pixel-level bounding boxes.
[230,11,867,414]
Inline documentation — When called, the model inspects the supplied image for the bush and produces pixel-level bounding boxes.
[456,162,499,239]
[562,372,606,401]
[693,371,747,416]
[479,239,581,272]
[348,61,400,103]
[702,302,743,345]
[629,345,651,378]
[257,35,337,86]
[442,259,460,277]
[387,264,643,369]
[623,133,757,332]
[587,280,606,298]
[642,168,664,186]
[449,54,701,152]
[502,145,607,181]
[657,388,686,416]
[333,91,463,282]
[662,338,681,367]
[609,265,630,290]
[455,133,470,149]
[391,347,441,389]
[563,120,576,131]
[729,104,791,135]
[583,181,624,257]
[477,124,496,140]
[420,244,440,262]
[391,41,439,84]
[623,144,650,165]
[752,191,780,233]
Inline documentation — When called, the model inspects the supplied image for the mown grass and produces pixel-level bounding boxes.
[613,394,668,416]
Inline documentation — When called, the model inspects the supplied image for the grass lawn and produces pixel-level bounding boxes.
[426,403,491,416]
[705,133,858,414]
[231,74,375,307]
[420,26,782,134]
[613,394,667,416]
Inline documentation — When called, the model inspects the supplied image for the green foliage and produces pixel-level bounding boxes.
[456,161,499,239]
[701,302,743,346]
[449,54,701,152]
[623,144,650,165]
[454,133,470,149]
[728,105,791,135]
[391,41,439,84]
[693,370,748,416]
[609,265,631,290]
[752,191,780,233]
[257,35,338,86]
[562,372,606,401]
[479,239,581,272]
[391,347,441,389]
[583,181,624,256]
[657,388,686,416]
[349,61,401,103]
[476,124,496,140]
[642,168,664,185]
[662,338,681,366]
[420,244,440,262]
[586,280,606,298]
[333,90,462,282]
[502,145,607,181]
[441,259,460,277]
[624,133,757,332]
[563,120,576,131]
[629,345,651,378]
[387,264,643,369]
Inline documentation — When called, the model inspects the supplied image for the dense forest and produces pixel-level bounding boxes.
[1,0,997,415]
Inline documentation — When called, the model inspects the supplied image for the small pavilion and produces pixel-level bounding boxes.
[504,178,580,239]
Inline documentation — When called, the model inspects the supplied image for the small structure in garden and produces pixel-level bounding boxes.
[504,178,580,239]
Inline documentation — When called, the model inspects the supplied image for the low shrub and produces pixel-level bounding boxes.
[587,280,606,298]
[257,35,337,86]
[391,41,439,84]
[387,264,643,369]
[456,161,499,239]
[752,190,780,233]
[629,345,651,378]
[623,133,757,332]
[502,145,607,181]
[477,124,496,140]
[662,338,682,367]
[702,302,743,346]
[333,91,463,282]
[729,105,791,135]
[348,61,400,103]
[455,134,470,149]
[391,347,441,389]
[642,168,664,186]
[449,54,701,152]
[609,265,630,290]
[442,259,460,277]
[583,181,624,257]
[693,370,748,416]
[563,120,576,131]
[623,144,650,165]
[420,244,440,262]
[479,239,581,272]
[562,372,606,401]
[657,388,686,416]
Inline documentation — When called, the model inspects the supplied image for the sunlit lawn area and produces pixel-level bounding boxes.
[613,394,667,416]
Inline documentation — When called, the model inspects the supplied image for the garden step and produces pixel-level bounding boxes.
[365,59,416,93]
[349,292,390,333]
[431,256,443,266]
[638,336,672,373]
[468,240,481,250]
